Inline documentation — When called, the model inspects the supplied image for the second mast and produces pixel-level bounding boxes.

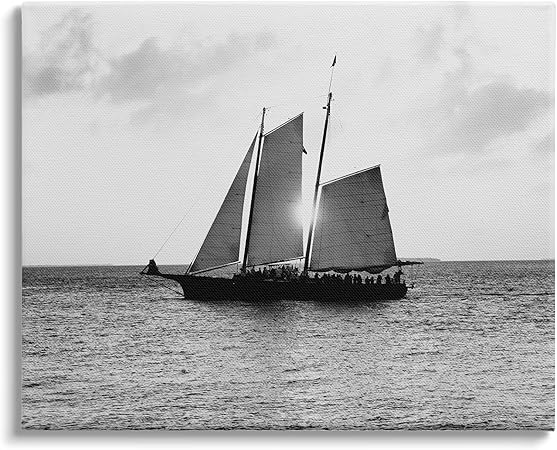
[304,90,333,273]
[241,107,266,271]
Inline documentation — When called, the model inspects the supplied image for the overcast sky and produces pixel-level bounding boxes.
[22,2,554,265]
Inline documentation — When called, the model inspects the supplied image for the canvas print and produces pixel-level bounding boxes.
[22,2,554,430]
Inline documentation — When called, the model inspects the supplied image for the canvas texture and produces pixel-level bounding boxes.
[22,2,555,430]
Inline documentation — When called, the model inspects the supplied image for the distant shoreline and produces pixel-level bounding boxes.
[22,259,555,268]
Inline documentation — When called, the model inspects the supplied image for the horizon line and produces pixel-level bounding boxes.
[22,258,556,268]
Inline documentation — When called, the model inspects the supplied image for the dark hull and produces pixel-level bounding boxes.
[154,273,407,301]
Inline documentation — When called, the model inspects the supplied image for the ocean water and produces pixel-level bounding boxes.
[21,260,554,430]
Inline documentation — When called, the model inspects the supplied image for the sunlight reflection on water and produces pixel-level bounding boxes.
[21,261,554,430]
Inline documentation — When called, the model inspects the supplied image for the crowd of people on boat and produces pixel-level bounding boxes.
[233,265,405,285]
[145,258,405,286]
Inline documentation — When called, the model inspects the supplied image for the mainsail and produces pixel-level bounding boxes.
[309,165,397,273]
[189,136,256,273]
[246,114,305,266]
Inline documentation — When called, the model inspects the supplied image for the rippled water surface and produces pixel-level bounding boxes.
[22,261,554,430]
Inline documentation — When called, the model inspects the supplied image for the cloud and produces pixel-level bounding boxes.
[463,156,513,174]
[452,2,471,27]
[533,131,555,158]
[408,23,554,155]
[23,9,275,124]
[415,23,445,64]
[429,80,553,153]
[96,31,274,123]
[23,10,105,98]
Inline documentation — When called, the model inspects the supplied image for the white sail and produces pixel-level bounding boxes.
[189,136,256,273]
[309,165,397,273]
[246,114,304,266]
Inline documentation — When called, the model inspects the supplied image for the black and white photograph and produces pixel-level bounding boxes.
[19,1,554,432]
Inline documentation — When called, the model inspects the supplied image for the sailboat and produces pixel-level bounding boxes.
[143,62,419,301]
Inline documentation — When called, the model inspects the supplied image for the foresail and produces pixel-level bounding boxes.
[309,166,397,273]
[246,114,304,266]
[189,136,256,273]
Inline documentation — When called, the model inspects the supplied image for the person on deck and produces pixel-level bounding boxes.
[376,274,382,284]
[146,259,160,275]
[393,270,402,284]
[385,274,391,284]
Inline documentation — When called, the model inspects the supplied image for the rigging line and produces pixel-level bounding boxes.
[152,112,263,262]
[152,200,199,260]
[266,94,330,110]
[251,108,264,123]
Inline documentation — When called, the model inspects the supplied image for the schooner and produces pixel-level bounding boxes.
[143,60,417,301]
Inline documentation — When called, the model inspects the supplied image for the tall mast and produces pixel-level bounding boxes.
[304,92,332,272]
[304,58,336,273]
[242,107,266,271]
